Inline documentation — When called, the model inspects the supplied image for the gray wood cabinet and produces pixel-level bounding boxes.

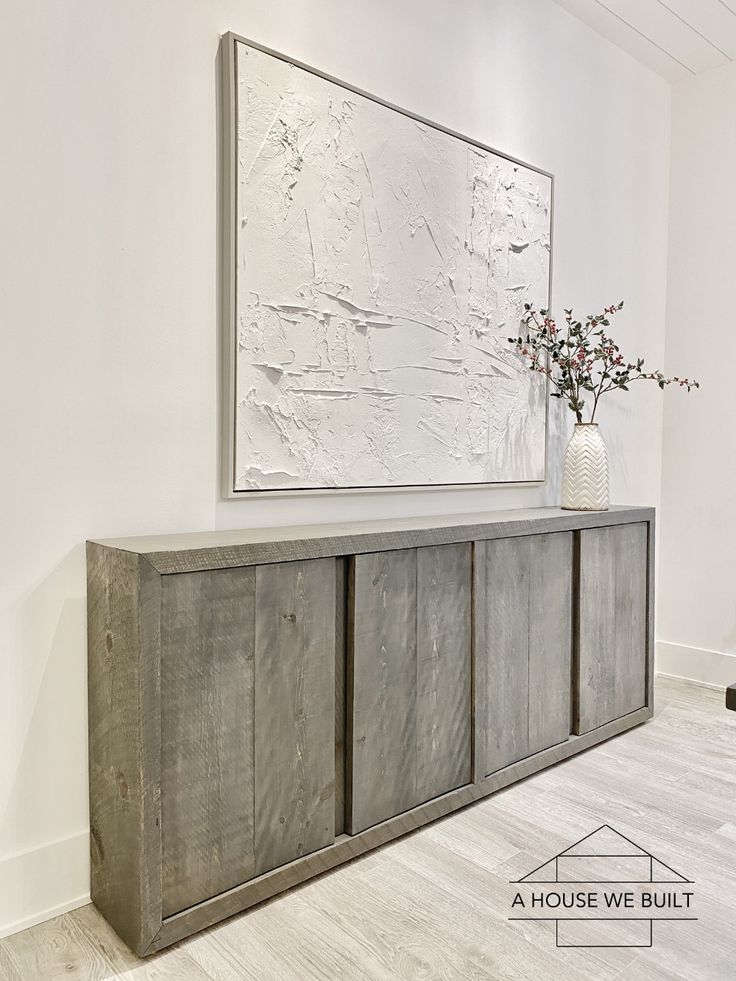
[87,505,654,955]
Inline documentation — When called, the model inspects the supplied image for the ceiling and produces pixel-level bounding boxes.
[553,0,736,81]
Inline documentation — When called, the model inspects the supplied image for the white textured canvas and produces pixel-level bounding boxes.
[231,40,552,491]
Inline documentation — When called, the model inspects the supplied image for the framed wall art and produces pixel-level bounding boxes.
[221,32,553,495]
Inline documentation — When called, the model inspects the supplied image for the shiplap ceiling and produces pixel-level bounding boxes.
[553,0,736,81]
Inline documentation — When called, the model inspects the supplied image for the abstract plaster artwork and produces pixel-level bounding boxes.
[224,36,552,492]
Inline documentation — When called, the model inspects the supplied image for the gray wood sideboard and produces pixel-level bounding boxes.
[87,505,655,955]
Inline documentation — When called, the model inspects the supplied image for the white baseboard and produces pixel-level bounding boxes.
[655,641,736,691]
[0,831,90,940]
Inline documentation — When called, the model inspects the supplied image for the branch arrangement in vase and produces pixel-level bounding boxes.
[507,301,699,511]
[508,301,698,424]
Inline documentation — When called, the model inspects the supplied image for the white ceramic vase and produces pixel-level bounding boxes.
[561,423,609,511]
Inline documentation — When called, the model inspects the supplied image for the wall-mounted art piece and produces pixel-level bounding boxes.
[221,33,553,494]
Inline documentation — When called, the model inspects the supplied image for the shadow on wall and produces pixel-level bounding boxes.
[601,404,630,494]
[544,397,567,507]
[1,545,88,859]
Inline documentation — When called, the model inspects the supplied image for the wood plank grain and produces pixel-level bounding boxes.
[152,706,652,952]
[476,534,573,777]
[528,532,573,754]
[0,904,211,981]
[86,543,162,955]
[416,543,472,801]
[575,526,615,733]
[160,567,256,917]
[471,540,487,782]
[85,510,655,958]
[482,536,531,774]
[90,506,655,574]
[186,885,403,981]
[335,557,348,836]
[23,675,733,979]
[348,549,418,834]
[254,559,336,875]
[137,558,163,935]
[614,523,648,720]
[575,523,648,734]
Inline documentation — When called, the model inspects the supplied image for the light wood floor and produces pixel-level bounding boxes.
[1,677,734,980]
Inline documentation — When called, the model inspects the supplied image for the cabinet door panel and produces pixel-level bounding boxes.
[161,558,336,917]
[161,567,256,917]
[348,544,472,834]
[574,524,648,734]
[476,533,573,778]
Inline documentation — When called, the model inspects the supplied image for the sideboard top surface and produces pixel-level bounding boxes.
[88,505,654,575]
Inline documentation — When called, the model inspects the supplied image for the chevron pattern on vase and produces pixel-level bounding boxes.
[561,424,609,511]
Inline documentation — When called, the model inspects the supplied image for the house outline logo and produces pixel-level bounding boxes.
[509,825,696,948]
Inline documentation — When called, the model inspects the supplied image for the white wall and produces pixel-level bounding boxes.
[657,63,736,689]
[0,0,670,936]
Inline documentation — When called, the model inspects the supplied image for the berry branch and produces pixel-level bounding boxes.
[508,301,698,424]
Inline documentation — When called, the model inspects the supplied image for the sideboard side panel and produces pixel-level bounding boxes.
[87,544,162,955]
[160,567,256,917]
[254,558,336,874]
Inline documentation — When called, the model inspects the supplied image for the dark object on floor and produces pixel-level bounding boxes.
[727,683,736,712]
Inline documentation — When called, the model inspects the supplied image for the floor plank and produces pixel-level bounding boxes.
[0,905,212,981]
[1,677,734,980]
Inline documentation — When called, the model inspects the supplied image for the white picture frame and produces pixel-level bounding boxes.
[221,32,554,497]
